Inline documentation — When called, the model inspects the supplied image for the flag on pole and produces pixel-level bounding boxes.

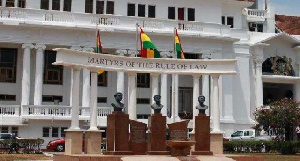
[140,28,160,58]
[175,29,185,59]
[96,29,104,74]
[96,30,103,54]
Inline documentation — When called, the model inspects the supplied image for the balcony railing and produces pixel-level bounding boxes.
[243,8,268,22]
[0,105,20,115]
[0,7,231,37]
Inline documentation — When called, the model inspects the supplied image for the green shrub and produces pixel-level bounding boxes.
[275,141,299,155]
[0,138,44,154]
[223,140,278,153]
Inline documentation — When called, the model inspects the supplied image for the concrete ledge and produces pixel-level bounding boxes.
[191,151,213,155]
[104,151,133,155]
[228,156,264,161]
[210,133,223,154]
[85,131,102,154]
[147,151,171,155]
[65,130,83,155]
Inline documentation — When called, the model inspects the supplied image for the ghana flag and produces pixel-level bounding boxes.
[96,30,103,54]
[140,28,160,58]
[175,29,185,59]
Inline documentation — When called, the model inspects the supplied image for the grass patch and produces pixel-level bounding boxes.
[0,154,51,161]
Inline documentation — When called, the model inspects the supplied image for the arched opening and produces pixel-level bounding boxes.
[262,56,295,76]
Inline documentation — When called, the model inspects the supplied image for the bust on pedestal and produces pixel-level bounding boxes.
[105,92,133,155]
[148,95,170,155]
[192,95,213,155]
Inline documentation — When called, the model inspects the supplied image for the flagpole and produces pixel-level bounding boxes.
[136,22,139,57]
[172,28,176,123]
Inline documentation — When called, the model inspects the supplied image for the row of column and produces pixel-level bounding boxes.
[20,44,93,107]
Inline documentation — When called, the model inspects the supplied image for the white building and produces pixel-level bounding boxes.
[0,0,299,149]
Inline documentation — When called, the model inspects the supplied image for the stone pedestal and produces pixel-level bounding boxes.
[65,130,83,155]
[105,111,132,155]
[147,113,170,155]
[84,130,102,154]
[210,132,223,154]
[129,120,147,155]
[192,114,213,155]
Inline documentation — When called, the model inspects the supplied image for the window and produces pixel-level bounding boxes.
[257,24,263,32]
[63,0,72,12]
[43,127,50,137]
[188,8,195,21]
[222,16,234,28]
[137,98,150,104]
[85,0,93,13]
[0,48,17,83]
[44,50,63,85]
[138,4,145,17]
[227,17,234,28]
[97,71,107,86]
[41,0,49,10]
[127,3,135,16]
[1,127,8,133]
[0,0,2,6]
[42,95,63,102]
[6,0,14,7]
[96,0,104,14]
[168,7,175,19]
[137,73,150,88]
[137,114,149,119]
[221,16,225,25]
[97,97,107,103]
[106,1,114,14]
[178,8,184,20]
[148,5,155,18]
[52,127,59,137]
[184,53,200,59]
[0,94,16,101]
[18,0,26,8]
[61,127,67,137]
[52,0,60,10]
[12,127,18,136]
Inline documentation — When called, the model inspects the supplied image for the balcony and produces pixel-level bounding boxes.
[243,8,268,22]
[0,7,231,38]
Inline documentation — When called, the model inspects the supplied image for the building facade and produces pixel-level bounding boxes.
[0,0,299,148]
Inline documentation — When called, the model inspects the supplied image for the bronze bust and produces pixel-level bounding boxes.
[151,95,164,114]
[196,95,208,114]
[111,92,124,112]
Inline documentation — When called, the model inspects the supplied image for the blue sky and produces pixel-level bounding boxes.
[271,0,300,16]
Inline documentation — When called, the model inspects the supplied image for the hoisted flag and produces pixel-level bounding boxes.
[96,30,103,54]
[140,28,160,58]
[175,29,185,59]
[96,29,104,74]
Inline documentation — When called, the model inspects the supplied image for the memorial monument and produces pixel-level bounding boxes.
[129,120,147,155]
[148,95,170,155]
[192,95,213,155]
[105,93,133,155]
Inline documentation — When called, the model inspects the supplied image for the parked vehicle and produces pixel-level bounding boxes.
[47,137,105,152]
[0,133,20,153]
[228,129,275,141]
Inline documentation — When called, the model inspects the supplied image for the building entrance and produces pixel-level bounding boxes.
[263,83,294,105]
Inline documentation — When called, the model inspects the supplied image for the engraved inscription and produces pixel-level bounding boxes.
[131,125,146,143]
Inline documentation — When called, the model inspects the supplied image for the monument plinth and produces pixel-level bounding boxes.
[129,120,147,155]
[105,111,133,155]
[192,114,213,155]
[147,113,170,155]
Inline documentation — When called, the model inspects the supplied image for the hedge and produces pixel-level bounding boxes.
[0,138,44,154]
[224,140,300,155]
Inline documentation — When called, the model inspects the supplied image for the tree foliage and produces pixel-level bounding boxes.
[254,98,300,141]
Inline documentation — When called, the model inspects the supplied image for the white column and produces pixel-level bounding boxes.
[33,44,46,105]
[171,74,180,122]
[70,67,81,130]
[151,73,160,114]
[14,0,17,7]
[211,74,221,133]
[192,75,200,133]
[174,74,179,120]
[49,0,52,10]
[82,69,90,107]
[262,0,266,10]
[2,0,6,7]
[160,74,168,116]
[69,46,82,106]
[103,0,107,14]
[60,0,64,11]
[89,72,98,131]
[93,0,96,14]
[21,44,34,106]
[202,75,210,115]
[116,50,125,94]
[255,59,264,107]
[128,72,137,120]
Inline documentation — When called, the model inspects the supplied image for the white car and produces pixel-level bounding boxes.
[229,129,274,141]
